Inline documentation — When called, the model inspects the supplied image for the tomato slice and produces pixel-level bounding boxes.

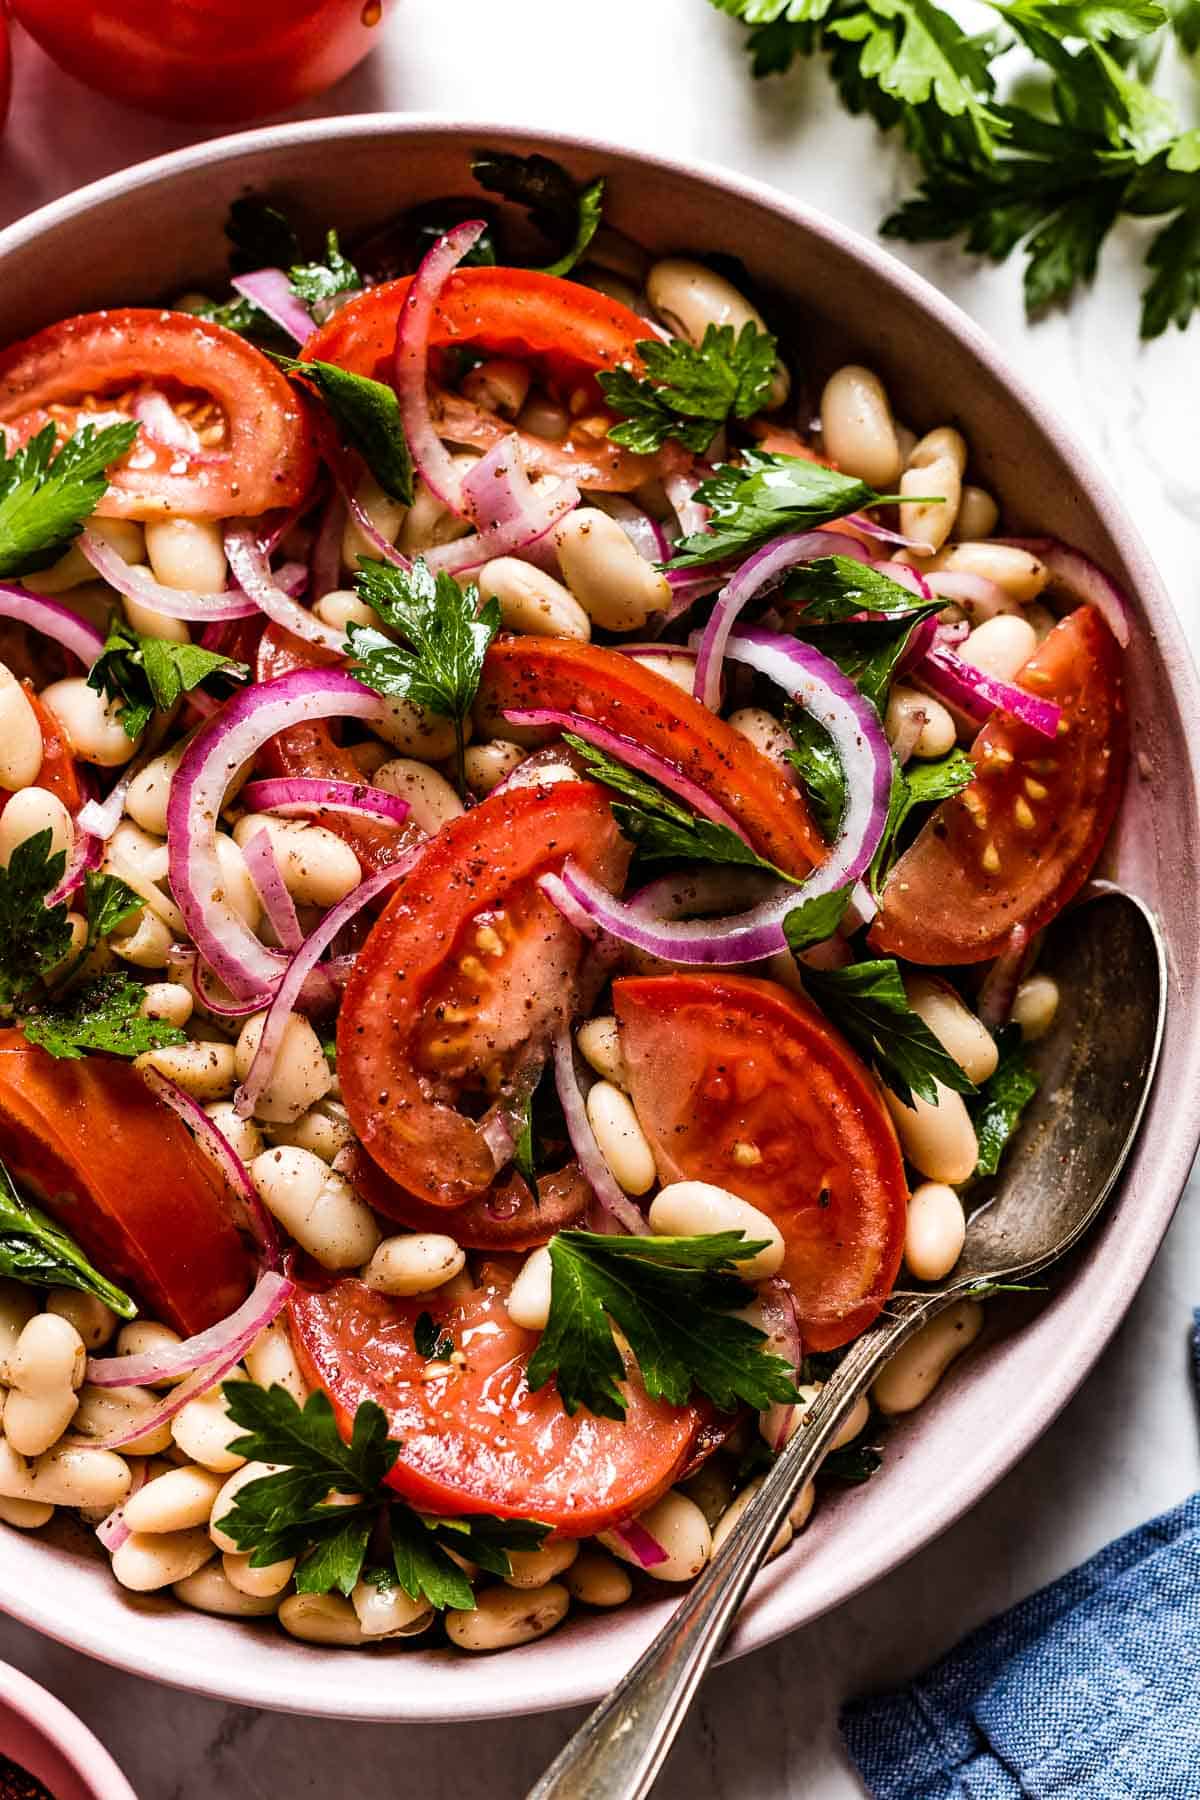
[870,606,1127,965]
[478,636,825,878]
[0,311,318,520]
[0,1034,254,1334]
[613,972,908,1352]
[20,689,82,813]
[302,268,665,492]
[289,1266,700,1534]
[255,624,419,878]
[339,780,629,1207]
[345,1146,590,1250]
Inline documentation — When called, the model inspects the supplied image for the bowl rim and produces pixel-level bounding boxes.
[0,1659,137,1799]
[1,110,1198,1724]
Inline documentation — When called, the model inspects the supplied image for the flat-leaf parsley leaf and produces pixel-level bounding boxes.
[0,421,140,579]
[599,322,779,454]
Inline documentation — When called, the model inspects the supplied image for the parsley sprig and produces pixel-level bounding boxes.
[599,322,779,453]
[527,1231,802,1420]
[218,1384,549,1608]
[470,149,605,277]
[970,1022,1040,1175]
[0,421,139,579]
[794,951,978,1106]
[0,835,144,1021]
[274,357,415,505]
[0,1157,135,1317]
[868,749,974,894]
[21,972,186,1062]
[664,451,916,568]
[87,617,248,740]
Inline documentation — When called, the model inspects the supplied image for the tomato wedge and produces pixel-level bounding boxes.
[345,1146,590,1250]
[613,973,908,1352]
[302,268,664,492]
[17,689,83,813]
[870,606,1127,965]
[255,624,419,878]
[478,636,825,878]
[0,1035,253,1334]
[289,1266,700,1534]
[339,780,628,1208]
[0,311,318,520]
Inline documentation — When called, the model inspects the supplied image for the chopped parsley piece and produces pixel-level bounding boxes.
[785,707,847,841]
[87,616,248,740]
[796,954,977,1106]
[778,884,854,952]
[470,149,604,277]
[599,322,779,454]
[413,1312,455,1361]
[225,195,299,274]
[527,1230,802,1421]
[782,554,935,622]
[0,421,140,579]
[970,1023,1040,1176]
[274,357,414,506]
[0,832,73,1014]
[665,451,914,569]
[869,749,974,895]
[288,229,360,311]
[21,973,186,1063]
[0,1157,136,1317]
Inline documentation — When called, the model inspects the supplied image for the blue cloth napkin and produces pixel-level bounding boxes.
[839,1311,1200,1798]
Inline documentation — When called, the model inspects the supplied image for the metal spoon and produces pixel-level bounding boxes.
[528,884,1166,1800]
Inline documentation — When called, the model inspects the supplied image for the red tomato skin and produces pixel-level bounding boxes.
[0,311,319,521]
[11,0,386,122]
[339,781,629,1208]
[288,1268,701,1535]
[345,1147,591,1251]
[478,635,826,878]
[19,690,83,813]
[870,606,1127,965]
[0,1035,254,1334]
[613,973,909,1353]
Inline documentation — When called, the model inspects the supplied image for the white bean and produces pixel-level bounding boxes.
[72,1384,173,1456]
[342,475,408,571]
[114,1321,183,1386]
[0,787,73,870]
[586,1081,657,1195]
[563,1551,632,1607]
[905,1181,967,1281]
[124,746,185,836]
[960,615,1038,685]
[135,1041,236,1101]
[362,1234,465,1297]
[680,1460,736,1528]
[201,1102,263,1166]
[215,832,260,927]
[174,1562,282,1617]
[885,685,957,762]
[123,1465,226,1534]
[1012,973,1059,1042]
[955,486,999,541]
[351,1578,434,1638]
[244,1318,311,1408]
[222,1549,295,1597]
[647,258,788,408]
[900,427,967,553]
[885,1083,978,1185]
[628,653,695,693]
[505,1247,553,1332]
[313,588,377,634]
[0,1439,131,1510]
[0,1495,54,1529]
[234,1011,331,1124]
[603,1492,711,1583]
[348,738,392,778]
[46,1289,119,1351]
[648,1183,784,1280]
[171,1388,246,1474]
[516,395,569,441]
[145,517,227,592]
[478,557,590,640]
[232,815,361,909]
[139,982,194,1029]
[554,509,671,633]
[249,1146,380,1270]
[445,1581,570,1651]
[820,365,902,487]
[279,1592,368,1645]
[399,458,479,557]
[502,1540,579,1589]
[728,706,794,775]
[370,697,460,761]
[906,975,998,1083]
[0,1283,38,1372]
[209,1460,279,1553]
[464,739,525,795]
[575,1015,628,1089]
[112,1526,215,1592]
[110,908,172,970]
[460,357,532,419]
[926,541,1048,602]
[40,677,141,766]
[372,758,463,834]
[4,1314,85,1457]
[873,1298,984,1414]
[711,1478,794,1562]
[265,1101,353,1164]
[0,667,44,790]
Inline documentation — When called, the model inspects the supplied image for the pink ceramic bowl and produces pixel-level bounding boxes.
[0,117,1196,1724]
[0,1660,135,1799]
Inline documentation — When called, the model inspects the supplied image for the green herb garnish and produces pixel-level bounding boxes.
[87,617,248,740]
[470,149,605,277]
[0,421,140,579]
[599,322,778,453]
[0,1157,136,1316]
[795,953,977,1106]
[21,973,186,1063]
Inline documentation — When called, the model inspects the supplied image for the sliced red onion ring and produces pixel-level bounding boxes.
[609,1518,669,1568]
[80,529,258,623]
[977,924,1033,1031]
[0,585,105,665]
[193,959,279,1019]
[481,1113,517,1167]
[842,512,923,549]
[131,390,203,455]
[140,1066,280,1265]
[166,668,389,1001]
[995,537,1131,648]
[502,707,750,841]
[394,221,488,514]
[873,561,932,600]
[87,1270,293,1390]
[234,857,416,1120]
[311,488,347,597]
[693,532,871,711]
[917,645,1061,739]
[663,468,708,541]
[758,1274,803,1453]
[592,494,670,563]
[542,626,891,965]
[241,827,303,956]
[665,565,731,620]
[551,1027,648,1235]
[95,1457,150,1553]
[44,826,104,908]
[224,524,343,654]
[241,777,411,826]
[230,269,315,345]
[422,437,579,576]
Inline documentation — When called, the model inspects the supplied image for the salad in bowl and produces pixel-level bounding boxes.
[0,147,1129,1658]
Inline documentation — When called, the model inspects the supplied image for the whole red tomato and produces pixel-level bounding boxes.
[10,0,389,122]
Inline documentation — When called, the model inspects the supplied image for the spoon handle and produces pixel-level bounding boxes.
[527,1292,943,1800]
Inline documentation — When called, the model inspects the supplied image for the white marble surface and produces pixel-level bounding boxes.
[0,3,1198,1794]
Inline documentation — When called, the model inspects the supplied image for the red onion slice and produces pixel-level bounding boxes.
[230,269,315,345]
[977,924,1033,1030]
[422,437,579,576]
[95,1458,150,1553]
[0,585,105,665]
[140,1066,280,1264]
[224,524,344,654]
[873,560,932,600]
[234,857,417,1120]
[87,1270,293,1389]
[311,488,347,597]
[240,777,411,826]
[663,469,709,541]
[552,1028,648,1235]
[692,532,871,710]
[132,390,203,454]
[166,667,389,1001]
[916,645,1062,739]
[393,220,488,514]
[502,706,750,841]
[44,826,104,908]
[995,537,1131,648]
[80,529,258,623]
[609,1518,669,1568]
[758,1274,804,1453]
[241,827,304,956]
